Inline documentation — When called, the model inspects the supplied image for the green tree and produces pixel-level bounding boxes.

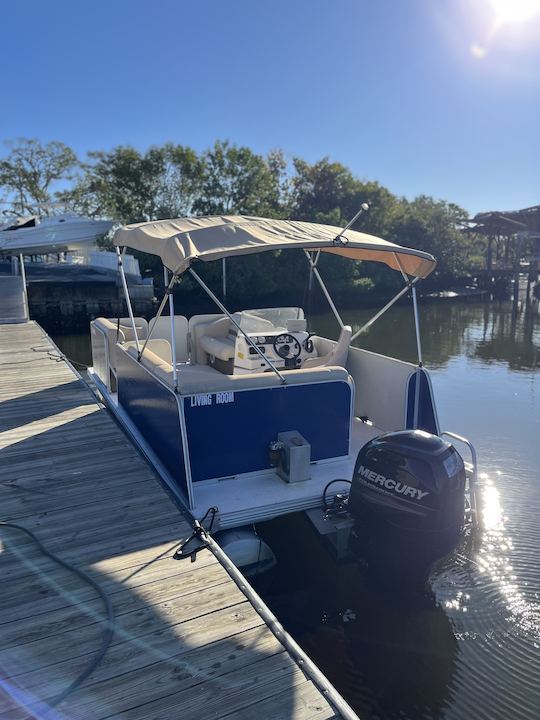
[154,143,204,219]
[390,196,470,282]
[288,158,400,292]
[1,136,479,295]
[193,140,287,217]
[61,143,205,223]
[61,145,166,223]
[0,138,78,215]
[291,157,398,233]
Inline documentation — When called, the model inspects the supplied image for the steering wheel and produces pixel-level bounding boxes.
[273,333,302,360]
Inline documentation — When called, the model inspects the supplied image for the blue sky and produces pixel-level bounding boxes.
[1,0,538,214]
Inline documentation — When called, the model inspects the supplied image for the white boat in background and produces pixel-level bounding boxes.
[89,214,480,586]
[0,210,145,281]
[0,211,114,256]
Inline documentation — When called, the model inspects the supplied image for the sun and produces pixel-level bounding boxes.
[489,0,540,24]
[469,0,540,59]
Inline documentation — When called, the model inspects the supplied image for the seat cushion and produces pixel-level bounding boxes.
[144,339,173,364]
[148,315,189,362]
[199,335,235,361]
[119,317,149,342]
[192,317,231,364]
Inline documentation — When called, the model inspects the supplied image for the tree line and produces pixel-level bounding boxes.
[0,138,482,304]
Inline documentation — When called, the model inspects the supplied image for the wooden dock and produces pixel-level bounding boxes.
[0,322,352,720]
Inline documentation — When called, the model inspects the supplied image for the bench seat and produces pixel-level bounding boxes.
[199,334,235,361]
[124,344,351,395]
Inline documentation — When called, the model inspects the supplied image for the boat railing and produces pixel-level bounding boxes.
[440,430,480,530]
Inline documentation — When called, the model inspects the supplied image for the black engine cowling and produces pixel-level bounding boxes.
[348,429,466,589]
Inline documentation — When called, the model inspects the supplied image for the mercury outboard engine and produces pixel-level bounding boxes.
[348,430,466,589]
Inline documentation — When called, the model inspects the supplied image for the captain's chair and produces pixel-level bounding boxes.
[302,325,352,369]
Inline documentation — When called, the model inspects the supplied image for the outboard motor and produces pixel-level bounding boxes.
[348,430,466,589]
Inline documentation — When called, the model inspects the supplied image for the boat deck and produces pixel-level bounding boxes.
[193,419,381,528]
[0,322,352,719]
[95,385,381,530]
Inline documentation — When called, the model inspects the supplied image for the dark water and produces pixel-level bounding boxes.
[258,300,540,720]
[53,299,540,719]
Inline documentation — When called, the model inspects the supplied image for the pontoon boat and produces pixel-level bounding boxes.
[89,215,479,585]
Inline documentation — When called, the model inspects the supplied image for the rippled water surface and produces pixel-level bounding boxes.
[258,299,540,720]
[54,299,540,719]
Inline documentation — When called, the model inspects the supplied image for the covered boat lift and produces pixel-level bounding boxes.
[462,204,540,301]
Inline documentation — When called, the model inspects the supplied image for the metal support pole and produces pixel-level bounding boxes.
[18,253,26,286]
[139,272,177,360]
[411,283,423,430]
[307,253,314,293]
[222,257,227,302]
[350,280,418,343]
[303,250,344,329]
[116,246,140,353]
[411,285,423,367]
[395,254,424,425]
[393,252,409,284]
[188,268,286,383]
[165,267,179,391]
[19,253,29,320]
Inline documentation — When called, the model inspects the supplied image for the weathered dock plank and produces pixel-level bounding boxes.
[0,322,351,719]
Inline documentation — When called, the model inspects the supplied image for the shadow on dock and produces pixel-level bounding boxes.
[0,325,336,719]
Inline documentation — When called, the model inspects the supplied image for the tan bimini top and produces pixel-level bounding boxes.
[113,215,436,279]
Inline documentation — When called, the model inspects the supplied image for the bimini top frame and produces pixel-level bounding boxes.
[115,216,433,423]
[113,215,436,279]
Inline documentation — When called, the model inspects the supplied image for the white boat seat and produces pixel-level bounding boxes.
[199,334,235,361]
[303,325,352,369]
[192,317,231,364]
[118,317,149,342]
[142,339,172,364]
[126,344,351,395]
[148,315,189,362]
[173,364,351,395]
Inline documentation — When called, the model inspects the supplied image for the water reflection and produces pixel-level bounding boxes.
[475,303,539,371]
[311,299,540,371]
[428,472,540,719]
[475,474,540,640]
[327,581,458,720]
[258,467,540,719]
[260,300,540,720]
[51,299,540,373]
[256,514,458,720]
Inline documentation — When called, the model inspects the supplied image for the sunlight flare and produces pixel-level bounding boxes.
[490,0,540,24]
